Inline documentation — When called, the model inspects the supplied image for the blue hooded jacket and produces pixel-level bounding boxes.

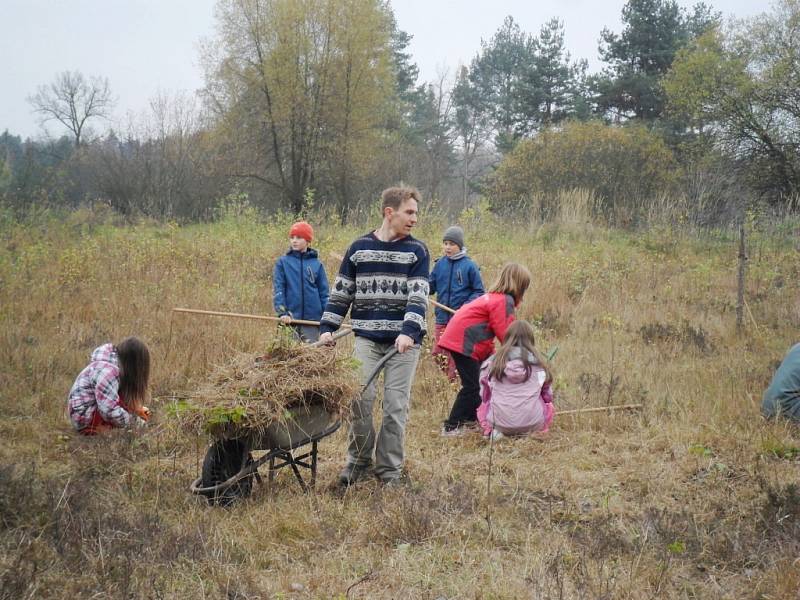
[429,251,484,325]
[272,248,330,321]
[762,342,800,421]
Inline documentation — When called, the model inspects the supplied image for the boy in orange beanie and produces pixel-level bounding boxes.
[272,221,330,342]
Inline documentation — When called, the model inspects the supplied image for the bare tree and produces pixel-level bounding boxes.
[418,68,457,203]
[453,65,491,208]
[28,71,114,147]
[86,91,220,220]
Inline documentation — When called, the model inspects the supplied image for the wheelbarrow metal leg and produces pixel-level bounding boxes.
[310,440,318,488]
[289,458,309,492]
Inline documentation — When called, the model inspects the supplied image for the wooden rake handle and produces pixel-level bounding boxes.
[558,403,643,416]
[172,307,351,329]
[308,328,353,348]
[430,299,456,315]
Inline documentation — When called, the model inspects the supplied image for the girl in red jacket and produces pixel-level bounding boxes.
[437,263,531,436]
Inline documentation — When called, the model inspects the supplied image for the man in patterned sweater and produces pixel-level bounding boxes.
[319,186,429,486]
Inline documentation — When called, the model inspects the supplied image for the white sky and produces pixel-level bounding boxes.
[0,0,771,140]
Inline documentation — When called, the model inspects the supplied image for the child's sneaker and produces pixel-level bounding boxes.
[440,422,481,437]
[484,430,504,442]
[440,425,467,438]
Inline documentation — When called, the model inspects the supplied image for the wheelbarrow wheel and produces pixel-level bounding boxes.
[200,439,254,506]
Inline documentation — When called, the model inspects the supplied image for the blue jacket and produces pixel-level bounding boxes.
[762,342,800,421]
[273,248,330,321]
[429,252,484,324]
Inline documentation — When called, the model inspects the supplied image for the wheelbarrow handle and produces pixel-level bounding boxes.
[361,347,400,392]
[311,329,406,390]
[309,328,353,348]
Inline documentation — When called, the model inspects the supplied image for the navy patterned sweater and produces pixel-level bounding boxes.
[320,232,430,343]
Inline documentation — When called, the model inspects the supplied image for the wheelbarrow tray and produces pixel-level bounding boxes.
[210,402,336,450]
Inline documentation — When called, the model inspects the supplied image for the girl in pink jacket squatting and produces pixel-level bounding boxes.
[478,320,554,440]
[67,337,151,435]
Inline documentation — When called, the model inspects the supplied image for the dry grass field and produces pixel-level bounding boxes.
[1,204,799,599]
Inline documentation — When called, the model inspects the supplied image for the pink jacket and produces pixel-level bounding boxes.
[478,348,554,435]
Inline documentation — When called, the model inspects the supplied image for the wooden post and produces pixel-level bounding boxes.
[736,223,747,333]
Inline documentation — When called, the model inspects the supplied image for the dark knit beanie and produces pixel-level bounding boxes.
[443,225,465,249]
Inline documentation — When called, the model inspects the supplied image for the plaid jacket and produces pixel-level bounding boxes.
[67,344,132,431]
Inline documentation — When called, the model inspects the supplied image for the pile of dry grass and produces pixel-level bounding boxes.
[175,341,359,437]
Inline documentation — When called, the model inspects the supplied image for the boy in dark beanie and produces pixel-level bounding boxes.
[429,225,484,382]
[443,225,464,250]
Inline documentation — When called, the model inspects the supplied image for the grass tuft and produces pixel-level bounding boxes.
[1,211,799,597]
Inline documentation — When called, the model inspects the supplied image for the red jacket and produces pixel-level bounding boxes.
[437,293,516,362]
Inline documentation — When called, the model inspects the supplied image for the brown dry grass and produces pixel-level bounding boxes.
[1,205,799,598]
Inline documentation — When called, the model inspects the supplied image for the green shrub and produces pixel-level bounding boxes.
[491,120,680,225]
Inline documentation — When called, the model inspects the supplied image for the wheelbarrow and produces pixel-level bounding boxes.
[190,329,397,505]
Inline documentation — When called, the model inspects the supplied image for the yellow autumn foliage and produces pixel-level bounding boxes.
[492,121,681,223]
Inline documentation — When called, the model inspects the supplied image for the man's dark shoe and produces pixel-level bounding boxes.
[337,463,373,487]
[379,474,410,489]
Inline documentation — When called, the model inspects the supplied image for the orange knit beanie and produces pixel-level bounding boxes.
[289,221,313,242]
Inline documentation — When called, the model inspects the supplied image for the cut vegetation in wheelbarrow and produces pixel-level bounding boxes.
[175,342,359,438]
[174,341,360,505]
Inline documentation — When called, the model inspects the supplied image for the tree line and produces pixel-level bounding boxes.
[1,0,798,225]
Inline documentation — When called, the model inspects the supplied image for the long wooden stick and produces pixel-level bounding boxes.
[308,328,353,347]
[172,307,351,328]
[430,299,456,314]
[558,403,642,416]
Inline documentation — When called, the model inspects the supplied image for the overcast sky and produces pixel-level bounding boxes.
[1,0,771,140]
